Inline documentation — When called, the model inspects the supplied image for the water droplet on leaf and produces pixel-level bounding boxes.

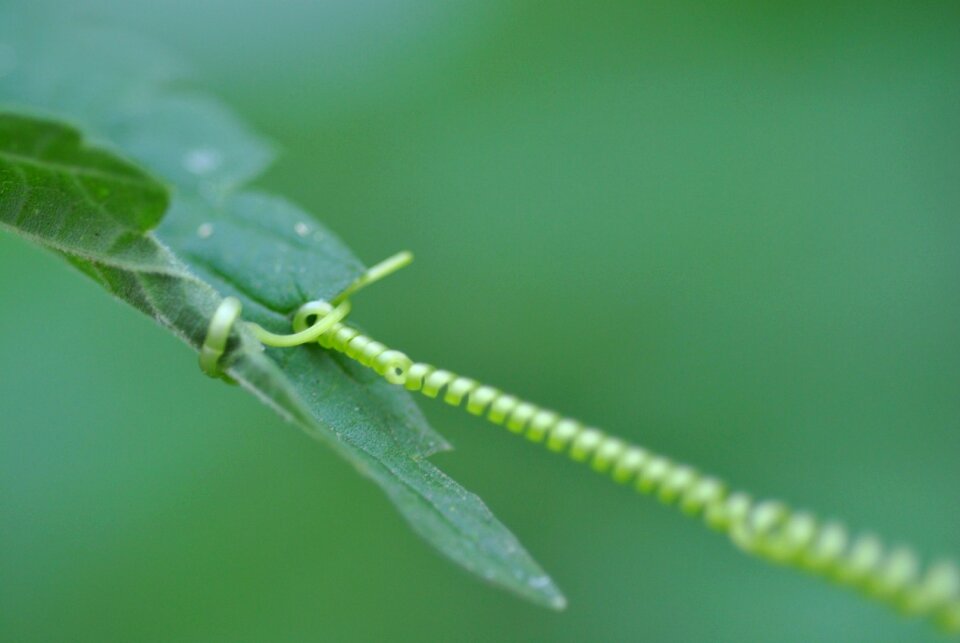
[183,148,222,175]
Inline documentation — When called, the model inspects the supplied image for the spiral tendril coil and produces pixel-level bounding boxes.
[201,253,960,633]
[292,301,960,633]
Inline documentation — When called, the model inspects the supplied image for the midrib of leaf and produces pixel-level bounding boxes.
[0,149,156,188]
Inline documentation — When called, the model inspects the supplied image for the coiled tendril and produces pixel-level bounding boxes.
[202,252,960,633]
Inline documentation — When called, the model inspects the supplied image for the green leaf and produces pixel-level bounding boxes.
[0,113,169,261]
[0,15,565,610]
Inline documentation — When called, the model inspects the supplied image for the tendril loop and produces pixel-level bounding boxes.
[200,250,960,634]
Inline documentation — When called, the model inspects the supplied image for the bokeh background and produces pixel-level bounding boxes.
[2,1,959,641]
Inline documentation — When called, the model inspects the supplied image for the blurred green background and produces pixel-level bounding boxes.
[1,1,959,641]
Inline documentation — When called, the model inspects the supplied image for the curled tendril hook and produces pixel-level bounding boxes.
[199,252,412,378]
[200,250,960,634]
[198,296,242,381]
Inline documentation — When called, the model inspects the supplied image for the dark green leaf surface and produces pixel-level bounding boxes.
[0,16,565,610]
[0,114,170,264]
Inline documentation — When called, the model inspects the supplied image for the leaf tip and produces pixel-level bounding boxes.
[549,593,568,611]
[526,574,567,611]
